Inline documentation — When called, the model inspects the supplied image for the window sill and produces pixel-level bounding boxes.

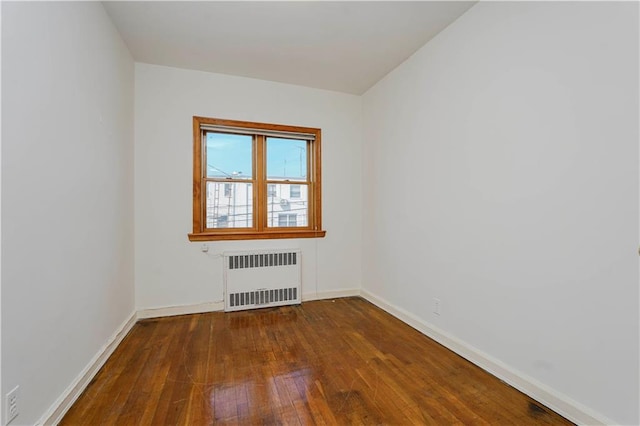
[188,229,327,241]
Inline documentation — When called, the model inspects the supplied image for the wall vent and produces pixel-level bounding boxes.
[223,250,301,312]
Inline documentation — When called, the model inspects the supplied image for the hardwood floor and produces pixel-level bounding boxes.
[61,297,573,425]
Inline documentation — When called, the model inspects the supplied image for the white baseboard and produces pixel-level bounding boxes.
[360,289,613,426]
[38,312,137,426]
[136,300,225,319]
[136,291,359,319]
[137,291,359,319]
[302,288,360,302]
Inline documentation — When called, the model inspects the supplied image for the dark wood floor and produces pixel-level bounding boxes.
[61,297,572,425]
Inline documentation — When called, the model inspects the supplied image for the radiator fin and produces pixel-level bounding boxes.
[229,252,297,270]
[229,287,298,308]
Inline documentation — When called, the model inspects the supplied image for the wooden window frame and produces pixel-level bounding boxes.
[188,116,326,241]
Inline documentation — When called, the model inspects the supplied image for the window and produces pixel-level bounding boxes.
[189,116,326,241]
[278,213,297,227]
[290,185,301,199]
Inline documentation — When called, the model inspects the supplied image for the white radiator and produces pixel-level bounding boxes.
[223,249,302,312]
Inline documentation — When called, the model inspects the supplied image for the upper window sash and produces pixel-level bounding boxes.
[200,124,316,141]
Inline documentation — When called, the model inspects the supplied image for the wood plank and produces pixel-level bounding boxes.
[61,297,574,425]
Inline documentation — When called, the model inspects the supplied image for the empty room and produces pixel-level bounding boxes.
[2,1,638,425]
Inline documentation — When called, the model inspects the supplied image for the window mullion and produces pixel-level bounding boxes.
[255,135,266,231]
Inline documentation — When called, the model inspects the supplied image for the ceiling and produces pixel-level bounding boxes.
[103,1,476,95]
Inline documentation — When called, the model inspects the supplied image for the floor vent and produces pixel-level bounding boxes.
[224,250,301,312]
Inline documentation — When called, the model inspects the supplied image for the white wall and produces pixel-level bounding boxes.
[134,64,362,311]
[362,2,638,425]
[1,3,135,424]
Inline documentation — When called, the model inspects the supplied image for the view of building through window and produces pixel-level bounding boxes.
[205,182,308,228]
[204,132,309,229]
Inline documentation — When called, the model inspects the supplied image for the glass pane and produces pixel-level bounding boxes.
[266,183,308,228]
[266,137,307,181]
[206,182,253,228]
[206,132,252,179]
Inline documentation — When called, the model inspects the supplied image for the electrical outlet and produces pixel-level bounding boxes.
[6,386,19,424]
[433,298,441,316]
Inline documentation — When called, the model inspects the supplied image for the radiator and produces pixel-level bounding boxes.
[223,249,302,312]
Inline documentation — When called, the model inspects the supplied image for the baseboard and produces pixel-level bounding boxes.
[302,288,360,302]
[136,291,360,318]
[360,289,614,426]
[137,291,359,318]
[136,300,225,319]
[38,312,137,426]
